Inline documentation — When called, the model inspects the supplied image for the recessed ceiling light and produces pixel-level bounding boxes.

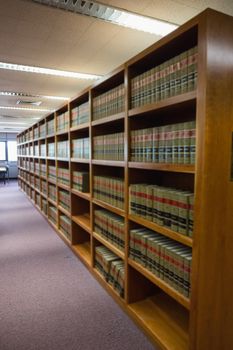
[16,100,42,106]
[0,62,101,80]
[31,0,178,36]
[0,106,53,112]
[0,91,69,101]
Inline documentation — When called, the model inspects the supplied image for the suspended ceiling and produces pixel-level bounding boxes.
[0,0,233,133]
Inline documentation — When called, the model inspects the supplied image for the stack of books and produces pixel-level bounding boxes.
[93,83,125,121]
[34,144,39,157]
[29,161,34,172]
[58,189,70,211]
[71,138,89,159]
[47,119,55,135]
[48,184,57,202]
[30,145,33,156]
[41,180,47,195]
[95,246,124,297]
[35,177,40,190]
[40,163,47,178]
[41,198,47,215]
[94,209,125,251]
[48,165,56,182]
[71,101,89,127]
[39,123,46,138]
[93,176,124,209]
[57,167,70,187]
[72,171,89,192]
[129,227,192,297]
[129,184,194,237]
[40,143,46,158]
[93,132,124,160]
[35,163,40,175]
[131,121,196,164]
[59,214,71,240]
[48,142,55,157]
[57,140,69,158]
[57,111,69,132]
[34,127,39,139]
[131,46,198,109]
[48,205,57,225]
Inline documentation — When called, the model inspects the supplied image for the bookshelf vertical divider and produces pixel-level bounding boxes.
[17,9,233,350]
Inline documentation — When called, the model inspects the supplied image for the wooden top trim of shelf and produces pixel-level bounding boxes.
[93,231,125,259]
[72,214,91,234]
[48,197,57,206]
[91,112,125,126]
[128,214,193,247]
[70,123,90,132]
[128,91,196,117]
[71,158,90,164]
[40,192,47,199]
[92,160,126,167]
[56,130,69,136]
[71,189,90,201]
[92,199,125,217]
[57,157,69,162]
[128,162,195,174]
[57,182,70,191]
[58,205,71,217]
[48,178,57,185]
[128,258,190,310]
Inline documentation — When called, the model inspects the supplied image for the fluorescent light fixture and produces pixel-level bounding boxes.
[0,91,69,101]
[31,0,178,36]
[0,62,101,80]
[0,106,53,112]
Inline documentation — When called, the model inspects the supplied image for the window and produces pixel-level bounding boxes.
[0,141,6,161]
[7,141,17,161]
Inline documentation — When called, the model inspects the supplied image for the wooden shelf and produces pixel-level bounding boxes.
[129,214,193,248]
[58,229,72,245]
[128,293,189,350]
[72,214,91,233]
[93,231,124,259]
[47,157,56,160]
[48,197,57,206]
[57,157,69,162]
[41,192,47,199]
[72,242,91,267]
[71,189,90,201]
[91,112,125,126]
[128,91,196,117]
[71,158,90,163]
[70,122,89,132]
[40,175,47,180]
[58,205,71,217]
[94,268,125,303]
[57,182,70,191]
[93,198,125,217]
[92,159,125,167]
[128,162,195,174]
[48,178,57,185]
[128,258,190,310]
[56,130,69,136]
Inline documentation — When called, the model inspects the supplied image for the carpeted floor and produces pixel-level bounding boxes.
[0,181,156,350]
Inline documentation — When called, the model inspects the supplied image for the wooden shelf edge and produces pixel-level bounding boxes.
[93,231,124,259]
[91,112,125,126]
[70,123,90,132]
[57,182,70,191]
[92,199,125,217]
[71,189,90,201]
[128,258,190,310]
[57,229,72,245]
[92,159,125,167]
[128,91,196,117]
[58,205,71,217]
[72,215,91,234]
[128,214,193,247]
[71,243,91,268]
[71,158,90,163]
[48,197,57,206]
[128,162,195,174]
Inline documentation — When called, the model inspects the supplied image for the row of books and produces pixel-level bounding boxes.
[35,192,40,207]
[129,228,192,297]
[93,176,124,210]
[35,177,40,190]
[42,198,47,215]
[47,119,55,135]
[57,167,70,187]
[57,141,69,158]
[131,46,198,109]
[34,145,39,156]
[48,142,55,157]
[57,111,69,132]
[72,138,89,159]
[93,83,125,121]
[59,214,71,241]
[31,189,35,202]
[94,209,125,251]
[40,144,46,157]
[48,184,57,202]
[48,205,57,225]
[34,127,39,139]
[40,124,46,138]
[71,101,89,127]
[41,180,47,195]
[58,189,70,211]
[30,175,34,184]
[93,132,124,161]
[40,164,46,177]
[48,165,56,181]
[129,184,194,237]
[95,246,124,297]
[72,171,89,192]
[131,121,196,164]
[35,163,40,175]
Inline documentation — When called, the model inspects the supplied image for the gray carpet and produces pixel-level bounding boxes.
[0,181,156,350]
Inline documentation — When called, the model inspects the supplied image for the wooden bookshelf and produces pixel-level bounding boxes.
[17,9,233,350]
